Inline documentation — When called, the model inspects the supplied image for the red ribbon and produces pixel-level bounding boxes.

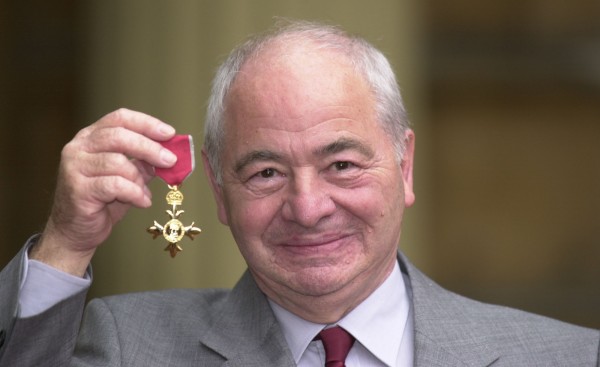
[155,135,195,186]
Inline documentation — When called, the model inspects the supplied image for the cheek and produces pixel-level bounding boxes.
[334,176,405,247]
[224,191,282,241]
[336,184,398,223]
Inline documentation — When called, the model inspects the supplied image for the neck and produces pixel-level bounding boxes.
[253,259,396,324]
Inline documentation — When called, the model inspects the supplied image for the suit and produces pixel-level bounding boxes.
[1,244,598,366]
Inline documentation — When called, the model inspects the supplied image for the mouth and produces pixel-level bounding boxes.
[277,233,354,256]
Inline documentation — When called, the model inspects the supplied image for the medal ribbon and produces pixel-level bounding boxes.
[155,135,195,186]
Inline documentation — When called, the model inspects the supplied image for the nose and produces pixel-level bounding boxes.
[281,170,336,228]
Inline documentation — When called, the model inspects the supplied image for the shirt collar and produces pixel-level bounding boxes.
[269,297,323,363]
[269,260,410,366]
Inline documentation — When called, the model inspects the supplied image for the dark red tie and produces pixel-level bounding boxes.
[316,326,355,367]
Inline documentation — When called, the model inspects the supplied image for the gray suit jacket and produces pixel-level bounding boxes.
[1,243,598,366]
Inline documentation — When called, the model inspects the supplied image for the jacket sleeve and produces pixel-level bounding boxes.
[0,238,88,367]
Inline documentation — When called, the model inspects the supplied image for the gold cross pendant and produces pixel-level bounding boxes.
[147,185,201,257]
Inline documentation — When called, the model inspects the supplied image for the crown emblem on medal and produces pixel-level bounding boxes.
[166,186,184,205]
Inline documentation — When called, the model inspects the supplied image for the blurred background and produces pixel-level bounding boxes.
[1,0,598,328]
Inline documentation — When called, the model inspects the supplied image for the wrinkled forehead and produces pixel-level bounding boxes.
[224,41,373,122]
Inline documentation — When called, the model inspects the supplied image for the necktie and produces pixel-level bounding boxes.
[316,326,355,367]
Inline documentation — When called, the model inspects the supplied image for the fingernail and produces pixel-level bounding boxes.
[159,124,175,136]
[143,195,152,208]
[143,185,152,198]
[160,148,177,164]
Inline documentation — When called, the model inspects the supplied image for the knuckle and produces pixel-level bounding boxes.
[61,141,75,158]
[108,108,130,124]
[105,154,133,176]
[105,126,124,144]
[98,108,132,129]
[113,176,131,193]
[112,152,131,167]
[74,125,93,139]
[92,126,126,151]
[94,177,116,198]
[60,141,85,165]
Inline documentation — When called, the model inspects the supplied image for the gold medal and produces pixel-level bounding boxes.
[147,185,201,257]
[147,135,200,257]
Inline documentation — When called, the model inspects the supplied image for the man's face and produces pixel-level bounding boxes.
[203,45,415,318]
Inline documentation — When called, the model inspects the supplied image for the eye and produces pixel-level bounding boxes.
[245,167,286,195]
[333,161,353,171]
[259,168,276,178]
[249,167,282,181]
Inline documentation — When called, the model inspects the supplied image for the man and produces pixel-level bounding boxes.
[0,20,598,367]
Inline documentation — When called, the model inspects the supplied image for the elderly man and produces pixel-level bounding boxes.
[0,21,598,367]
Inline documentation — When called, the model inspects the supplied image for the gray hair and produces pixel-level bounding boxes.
[204,20,409,184]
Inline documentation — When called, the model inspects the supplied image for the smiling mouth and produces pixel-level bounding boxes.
[278,233,353,255]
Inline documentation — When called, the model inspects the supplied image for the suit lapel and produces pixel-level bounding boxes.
[198,271,296,367]
[398,252,500,367]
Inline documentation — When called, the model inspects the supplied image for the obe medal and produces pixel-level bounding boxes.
[147,135,201,258]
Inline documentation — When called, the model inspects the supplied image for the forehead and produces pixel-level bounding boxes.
[224,41,376,129]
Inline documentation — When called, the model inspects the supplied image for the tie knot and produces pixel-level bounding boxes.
[317,326,355,367]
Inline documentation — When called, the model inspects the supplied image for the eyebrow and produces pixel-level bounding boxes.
[234,150,282,174]
[314,137,374,159]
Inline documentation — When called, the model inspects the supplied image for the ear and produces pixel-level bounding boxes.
[201,148,229,225]
[401,129,415,207]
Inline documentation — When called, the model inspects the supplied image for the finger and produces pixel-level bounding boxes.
[78,152,147,184]
[131,159,156,185]
[96,108,176,142]
[90,176,152,209]
[130,159,155,201]
[84,126,177,168]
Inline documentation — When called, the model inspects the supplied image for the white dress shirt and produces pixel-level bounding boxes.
[269,261,414,367]
[19,244,90,318]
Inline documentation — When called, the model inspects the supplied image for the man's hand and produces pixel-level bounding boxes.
[30,109,177,276]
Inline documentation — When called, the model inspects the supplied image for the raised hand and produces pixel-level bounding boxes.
[30,109,177,276]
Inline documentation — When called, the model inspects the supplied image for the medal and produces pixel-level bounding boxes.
[147,135,201,257]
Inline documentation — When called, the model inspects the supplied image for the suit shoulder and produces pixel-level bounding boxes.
[459,295,599,364]
[405,260,599,364]
[413,273,599,363]
[451,290,598,338]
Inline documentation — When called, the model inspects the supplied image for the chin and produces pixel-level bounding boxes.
[285,265,358,297]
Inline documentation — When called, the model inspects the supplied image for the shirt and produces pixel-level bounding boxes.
[269,261,414,366]
[19,240,91,318]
